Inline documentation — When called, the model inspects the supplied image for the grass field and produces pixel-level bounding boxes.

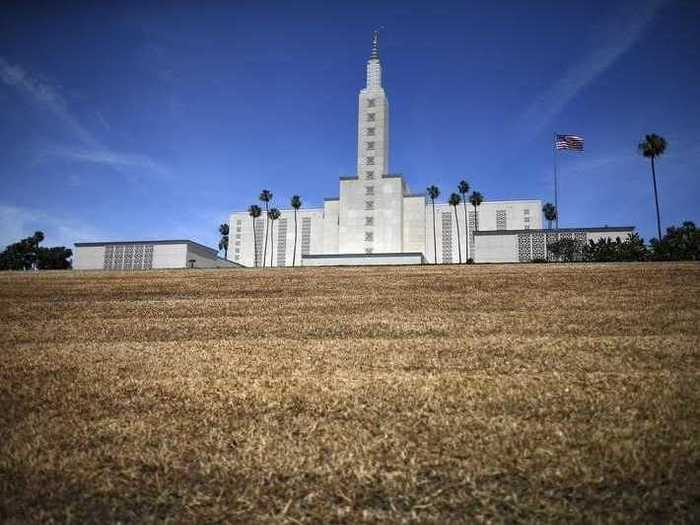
[1,262,699,522]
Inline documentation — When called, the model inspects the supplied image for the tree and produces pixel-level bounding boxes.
[448,193,462,263]
[290,195,302,267]
[37,246,73,269]
[218,223,229,259]
[547,238,585,263]
[259,189,273,267]
[469,191,484,232]
[639,134,667,241]
[248,205,262,267]
[426,185,440,264]
[650,221,699,261]
[268,208,281,266]
[0,231,71,271]
[582,233,648,262]
[542,202,557,230]
[458,180,470,263]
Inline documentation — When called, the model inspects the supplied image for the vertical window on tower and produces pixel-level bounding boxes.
[367,98,376,108]
[365,232,374,242]
[367,113,376,122]
[367,141,375,150]
[366,157,375,165]
[365,216,374,226]
[366,127,375,136]
[365,171,375,180]
[365,186,374,196]
[365,201,374,210]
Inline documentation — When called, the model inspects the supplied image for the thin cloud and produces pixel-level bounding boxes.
[517,0,668,136]
[42,147,169,177]
[0,57,167,179]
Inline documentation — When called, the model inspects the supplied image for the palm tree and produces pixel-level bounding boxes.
[458,180,470,262]
[218,223,229,259]
[259,190,273,267]
[290,195,302,267]
[248,204,262,267]
[268,208,281,267]
[448,193,462,263]
[426,185,440,264]
[542,202,557,230]
[469,191,484,232]
[639,134,667,241]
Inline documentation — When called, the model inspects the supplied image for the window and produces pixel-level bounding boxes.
[524,217,530,223]
[365,216,374,226]
[367,127,375,136]
[365,247,373,254]
[365,171,375,179]
[235,233,241,239]
[524,225,530,230]
[366,157,375,165]
[365,186,374,196]
[367,113,375,122]
[524,209,530,215]
[365,232,374,242]
[366,201,374,210]
[367,98,375,108]
[367,141,375,150]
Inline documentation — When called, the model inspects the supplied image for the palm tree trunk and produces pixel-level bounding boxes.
[431,199,437,264]
[270,221,275,267]
[224,244,227,259]
[262,203,269,268]
[453,206,462,264]
[293,208,298,267]
[252,217,257,267]
[462,196,469,263]
[651,156,662,241]
[548,219,552,230]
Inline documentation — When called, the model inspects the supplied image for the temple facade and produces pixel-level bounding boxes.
[228,33,543,267]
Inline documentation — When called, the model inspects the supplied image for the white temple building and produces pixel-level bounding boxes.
[228,33,632,267]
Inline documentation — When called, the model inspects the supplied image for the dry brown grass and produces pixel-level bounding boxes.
[1,262,699,523]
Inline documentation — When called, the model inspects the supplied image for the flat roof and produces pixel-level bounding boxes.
[474,226,635,236]
[74,239,218,255]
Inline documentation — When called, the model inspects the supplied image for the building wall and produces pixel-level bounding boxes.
[152,244,187,269]
[229,207,325,267]
[474,228,636,263]
[402,195,425,253]
[303,252,423,266]
[322,199,340,255]
[73,246,106,270]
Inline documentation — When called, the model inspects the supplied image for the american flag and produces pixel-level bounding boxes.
[555,134,584,151]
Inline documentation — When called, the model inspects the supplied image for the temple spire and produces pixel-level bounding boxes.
[369,30,380,61]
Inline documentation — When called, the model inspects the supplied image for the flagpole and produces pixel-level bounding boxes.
[553,132,559,230]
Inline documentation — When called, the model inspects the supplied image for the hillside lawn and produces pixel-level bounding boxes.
[1,262,699,522]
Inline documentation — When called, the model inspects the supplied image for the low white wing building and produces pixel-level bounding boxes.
[73,240,238,270]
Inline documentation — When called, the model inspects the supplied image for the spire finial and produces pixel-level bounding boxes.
[369,30,380,61]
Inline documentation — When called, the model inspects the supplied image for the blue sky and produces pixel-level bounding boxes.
[1,0,698,250]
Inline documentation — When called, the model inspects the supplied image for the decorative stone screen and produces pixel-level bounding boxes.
[104,244,153,270]
[518,233,532,262]
[301,217,312,256]
[496,210,507,230]
[254,219,265,266]
[468,211,476,259]
[277,218,288,267]
[441,212,453,263]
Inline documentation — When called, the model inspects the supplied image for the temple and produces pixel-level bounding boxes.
[227,33,632,266]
